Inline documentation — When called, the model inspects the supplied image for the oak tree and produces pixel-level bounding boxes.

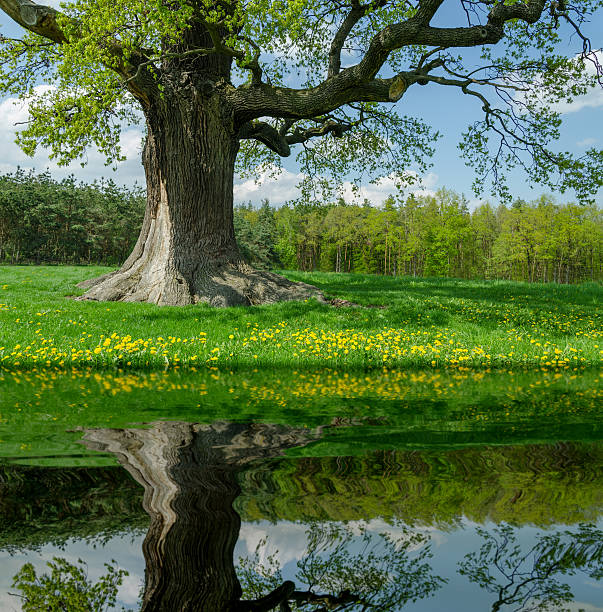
[0,0,601,305]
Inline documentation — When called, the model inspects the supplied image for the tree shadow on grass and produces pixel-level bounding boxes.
[283,272,601,327]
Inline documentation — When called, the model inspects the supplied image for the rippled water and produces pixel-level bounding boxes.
[0,368,601,610]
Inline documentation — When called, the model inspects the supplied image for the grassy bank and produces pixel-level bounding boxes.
[0,266,600,370]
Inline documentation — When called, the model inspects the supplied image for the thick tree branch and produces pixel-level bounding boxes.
[0,0,66,43]
[328,0,364,78]
[197,20,265,84]
[329,0,403,79]
[237,36,264,85]
[230,59,448,127]
[279,118,295,137]
[231,0,548,122]
[290,588,360,607]
[356,0,546,82]
[239,120,292,156]
[238,581,296,611]
[286,118,356,145]
[0,0,157,101]
[239,116,357,157]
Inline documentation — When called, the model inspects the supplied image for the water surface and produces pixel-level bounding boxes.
[0,368,601,610]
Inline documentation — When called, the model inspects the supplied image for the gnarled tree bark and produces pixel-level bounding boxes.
[78,90,322,306]
[77,90,321,306]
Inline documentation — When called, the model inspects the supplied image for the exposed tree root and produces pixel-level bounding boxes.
[76,262,325,307]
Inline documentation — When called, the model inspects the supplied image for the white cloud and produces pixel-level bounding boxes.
[550,88,603,114]
[338,171,439,204]
[344,518,448,551]
[0,89,145,187]
[466,197,489,211]
[234,167,440,206]
[238,521,310,568]
[0,97,31,129]
[234,166,305,204]
[576,137,598,148]
[408,171,439,198]
[120,129,144,161]
[518,50,603,115]
[119,573,144,605]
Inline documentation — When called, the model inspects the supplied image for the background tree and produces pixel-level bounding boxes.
[1,171,599,280]
[269,192,602,282]
[471,202,500,278]
[233,199,282,269]
[0,170,144,264]
[0,0,601,305]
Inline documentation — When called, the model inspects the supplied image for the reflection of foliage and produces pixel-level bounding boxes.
[1,442,600,556]
[296,522,444,610]
[12,557,129,612]
[238,537,284,600]
[459,523,603,612]
[239,442,602,528]
[239,521,445,611]
[0,465,147,553]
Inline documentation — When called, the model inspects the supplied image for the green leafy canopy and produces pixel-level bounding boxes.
[0,0,602,201]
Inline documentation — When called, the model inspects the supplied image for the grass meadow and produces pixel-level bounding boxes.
[0,265,600,370]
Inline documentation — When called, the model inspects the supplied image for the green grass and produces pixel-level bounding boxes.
[0,265,601,370]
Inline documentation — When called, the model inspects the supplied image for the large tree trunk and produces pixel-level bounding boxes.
[77,91,323,306]
[80,421,319,611]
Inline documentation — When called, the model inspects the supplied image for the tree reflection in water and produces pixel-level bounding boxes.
[459,523,603,612]
[237,520,444,611]
[10,421,603,611]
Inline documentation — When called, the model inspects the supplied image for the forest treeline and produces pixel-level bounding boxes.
[0,170,145,265]
[237,192,602,283]
[1,170,601,283]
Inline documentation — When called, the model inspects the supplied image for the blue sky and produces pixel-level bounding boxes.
[0,1,601,208]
